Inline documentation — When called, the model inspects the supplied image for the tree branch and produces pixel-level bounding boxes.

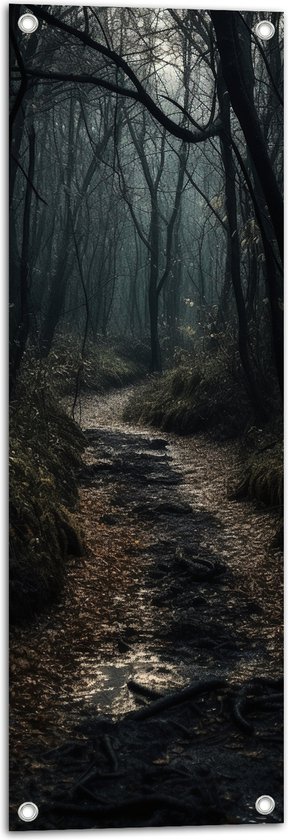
[26,5,220,146]
[11,153,48,205]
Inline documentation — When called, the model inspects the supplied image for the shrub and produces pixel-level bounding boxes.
[10,365,85,624]
[228,424,283,509]
[42,335,147,395]
[124,351,251,439]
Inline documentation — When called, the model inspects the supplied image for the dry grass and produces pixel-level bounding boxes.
[43,335,147,395]
[10,364,85,624]
[9,337,147,624]
[228,425,283,509]
[124,352,283,511]
[124,352,251,439]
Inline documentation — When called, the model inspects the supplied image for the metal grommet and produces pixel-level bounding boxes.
[17,802,39,822]
[254,20,275,41]
[18,13,39,34]
[255,795,275,816]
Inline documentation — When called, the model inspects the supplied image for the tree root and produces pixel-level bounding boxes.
[156,716,194,739]
[51,793,203,820]
[103,735,118,772]
[127,680,163,701]
[71,764,124,794]
[128,678,226,721]
[176,552,224,581]
[233,678,283,733]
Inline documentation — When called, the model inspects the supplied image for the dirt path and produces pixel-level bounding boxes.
[10,386,283,829]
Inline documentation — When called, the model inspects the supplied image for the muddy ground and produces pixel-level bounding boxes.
[9,387,283,829]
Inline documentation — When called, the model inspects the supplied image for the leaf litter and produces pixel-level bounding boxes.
[10,386,283,828]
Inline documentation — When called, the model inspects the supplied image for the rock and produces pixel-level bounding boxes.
[147,439,167,450]
[100,514,118,526]
[118,638,131,653]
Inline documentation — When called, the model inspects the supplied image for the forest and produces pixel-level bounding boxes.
[9,5,283,831]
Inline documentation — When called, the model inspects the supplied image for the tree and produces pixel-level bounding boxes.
[10,6,283,404]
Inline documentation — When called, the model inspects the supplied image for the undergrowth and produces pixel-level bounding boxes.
[124,351,252,439]
[124,350,283,512]
[43,335,147,395]
[228,424,283,511]
[9,337,147,623]
[10,363,85,624]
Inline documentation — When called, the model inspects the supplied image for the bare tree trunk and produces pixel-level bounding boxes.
[211,11,283,264]
[10,126,35,390]
[217,66,262,408]
[149,202,162,372]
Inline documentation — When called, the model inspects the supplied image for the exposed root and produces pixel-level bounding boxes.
[176,553,224,581]
[233,677,283,733]
[51,793,221,824]
[127,680,163,701]
[128,678,226,721]
[103,735,118,772]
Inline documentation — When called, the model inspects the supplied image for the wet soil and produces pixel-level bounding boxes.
[9,386,283,829]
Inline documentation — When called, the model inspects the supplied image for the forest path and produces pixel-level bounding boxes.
[10,386,283,829]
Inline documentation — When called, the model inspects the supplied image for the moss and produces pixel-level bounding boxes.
[10,368,85,624]
[124,352,251,439]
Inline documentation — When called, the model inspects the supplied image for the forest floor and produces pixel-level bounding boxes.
[9,386,283,829]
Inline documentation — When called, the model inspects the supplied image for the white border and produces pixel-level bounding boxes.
[1,1,286,837]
